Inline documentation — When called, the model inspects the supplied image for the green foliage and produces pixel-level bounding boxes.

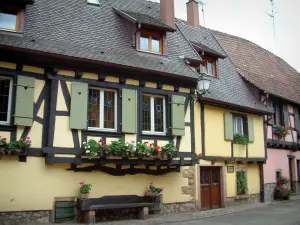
[276,176,289,186]
[273,125,290,137]
[84,139,99,156]
[0,137,8,148]
[236,170,248,195]
[195,153,203,164]
[274,186,290,200]
[109,138,125,155]
[7,137,32,150]
[79,182,92,194]
[148,182,164,194]
[161,142,176,156]
[233,134,249,145]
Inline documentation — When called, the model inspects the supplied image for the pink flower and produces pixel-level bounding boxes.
[79,182,84,185]
[161,188,164,191]
[26,140,32,143]
[150,182,153,186]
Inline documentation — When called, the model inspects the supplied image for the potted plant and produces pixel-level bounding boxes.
[195,153,203,164]
[274,176,290,200]
[0,137,7,155]
[273,125,290,138]
[79,182,92,199]
[7,137,31,155]
[161,142,177,159]
[145,182,163,214]
[233,134,249,145]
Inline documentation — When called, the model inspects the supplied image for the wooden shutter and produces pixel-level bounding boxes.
[283,104,289,126]
[172,95,185,136]
[248,117,255,143]
[122,89,137,133]
[267,99,274,125]
[14,76,35,126]
[70,82,88,129]
[294,107,300,131]
[224,113,233,141]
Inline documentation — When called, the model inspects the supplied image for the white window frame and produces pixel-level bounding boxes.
[142,94,166,136]
[86,0,100,5]
[88,87,117,132]
[0,76,13,126]
[234,116,244,135]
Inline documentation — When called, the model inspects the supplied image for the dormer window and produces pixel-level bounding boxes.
[200,56,217,77]
[86,0,100,5]
[0,6,24,32]
[138,31,163,54]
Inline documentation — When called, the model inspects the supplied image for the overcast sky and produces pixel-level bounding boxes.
[151,0,300,72]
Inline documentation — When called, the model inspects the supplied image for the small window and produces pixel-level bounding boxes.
[0,76,13,125]
[236,169,247,196]
[88,88,117,132]
[234,116,244,135]
[199,56,217,76]
[139,31,163,54]
[276,170,282,182]
[142,94,166,135]
[86,0,100,5]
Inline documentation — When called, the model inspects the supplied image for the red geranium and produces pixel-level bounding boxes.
[156,146,161,151]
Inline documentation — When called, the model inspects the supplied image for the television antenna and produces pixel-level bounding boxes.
[195,0,206,27]
[267,0,278,39]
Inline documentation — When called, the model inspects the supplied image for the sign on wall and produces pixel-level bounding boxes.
[227,166,234,173]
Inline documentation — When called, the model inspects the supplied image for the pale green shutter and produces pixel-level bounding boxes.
[224,113,233,141]
[14,76,35,126]
[248,117,254,143]
[283,104,289,126]
[172,95,185,136]
[294,107,300,130]
[70,82,88,129]
[122,89,137,133]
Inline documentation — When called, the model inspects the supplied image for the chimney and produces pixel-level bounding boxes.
[186,0,200,27]
[160,0,175,29]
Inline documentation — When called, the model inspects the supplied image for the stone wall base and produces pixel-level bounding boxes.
[0,210,52,225]
[163,202,196,214]
[225,194,260,207]
[293,181,300,195]
[264,183,276,203]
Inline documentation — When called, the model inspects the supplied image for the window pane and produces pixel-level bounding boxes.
[234,117,243,135]
[0,12,17,31]
[201,168,210,184]
[87,0,99,4]
[140,36,149,51]
[207,61,214,75]
[152,37,160,53]
[0,79,10,122]
[88,89,100,128]
[201,64,207,74]
[142,95,151,131]
[104,91,115,129]
[154,96,164,132]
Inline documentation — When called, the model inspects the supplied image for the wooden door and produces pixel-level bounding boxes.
[289,158,294,192]
[200,167,221,210]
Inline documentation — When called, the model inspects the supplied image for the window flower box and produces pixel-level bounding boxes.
[0,137,31,156]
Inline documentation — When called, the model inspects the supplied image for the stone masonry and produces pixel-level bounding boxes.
[0,210,52,225]
[181,166,196,198]
[225,194,260,207]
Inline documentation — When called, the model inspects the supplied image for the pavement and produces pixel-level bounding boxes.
[98,196,300,225]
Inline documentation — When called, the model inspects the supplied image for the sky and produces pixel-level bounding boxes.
[151,0,300,72]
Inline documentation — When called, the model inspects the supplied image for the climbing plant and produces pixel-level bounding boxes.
[236,170,248,195]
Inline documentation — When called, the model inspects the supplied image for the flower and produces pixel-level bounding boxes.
[105,146,109,149]
[86,150,90,154]
[102,140,106,144]
[160,188,164,191]
[85,146,87,149]
[79,182,84,185]
[2,138,7,141]
[150,143,154,147]
[156,146,161,151]
[83,142,86,145]
[198,153,203,156]
[26,140,32,143]
[150,182,153,186]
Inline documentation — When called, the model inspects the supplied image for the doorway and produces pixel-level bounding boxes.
[288,158,294,192]
[200,167,221,210]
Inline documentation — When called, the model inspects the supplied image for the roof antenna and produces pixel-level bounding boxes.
[267,0,277,40]
[196,0,206,27]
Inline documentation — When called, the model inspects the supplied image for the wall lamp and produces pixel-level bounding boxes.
[190,76,211,104]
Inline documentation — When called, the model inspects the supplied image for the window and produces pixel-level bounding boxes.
[199,56,217,76]
[139,31,163,54]
[88,88,117,132]
[0,76,12,125]
[86,0,100,5]
[236,169,247,196]
[234,116,244,135]
[276,170,282,182]
[273,101,282,125]
[0,7,24,32]
[142,94,166,135]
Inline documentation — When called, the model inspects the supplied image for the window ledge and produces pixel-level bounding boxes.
[136,49,167,58]
[0,29,23,37]
[235,194,249,200]
[198,72,219,79]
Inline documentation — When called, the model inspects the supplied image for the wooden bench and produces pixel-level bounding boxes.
[77,195,154,223]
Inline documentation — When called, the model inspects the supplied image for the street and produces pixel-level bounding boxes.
[170,200,300,225]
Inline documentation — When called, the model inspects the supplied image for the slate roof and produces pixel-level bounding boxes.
[0,0,200,80]
[176,20,271,113]
[114,8,176,32]
[213,30,300,104]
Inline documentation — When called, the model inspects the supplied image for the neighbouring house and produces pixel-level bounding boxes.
[0,0,202,223]
[177,0,271,209]
[213,22,300,202]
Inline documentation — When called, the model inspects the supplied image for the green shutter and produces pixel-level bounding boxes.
[294,107,300,130]
[224,113,233,141]
[248,117,255,143]
[172,95,185,136]
[70,82,88,129]
[283,104,289,126]
[122,89,137,133]
[14,76,35,126]
[55,201,75,223]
